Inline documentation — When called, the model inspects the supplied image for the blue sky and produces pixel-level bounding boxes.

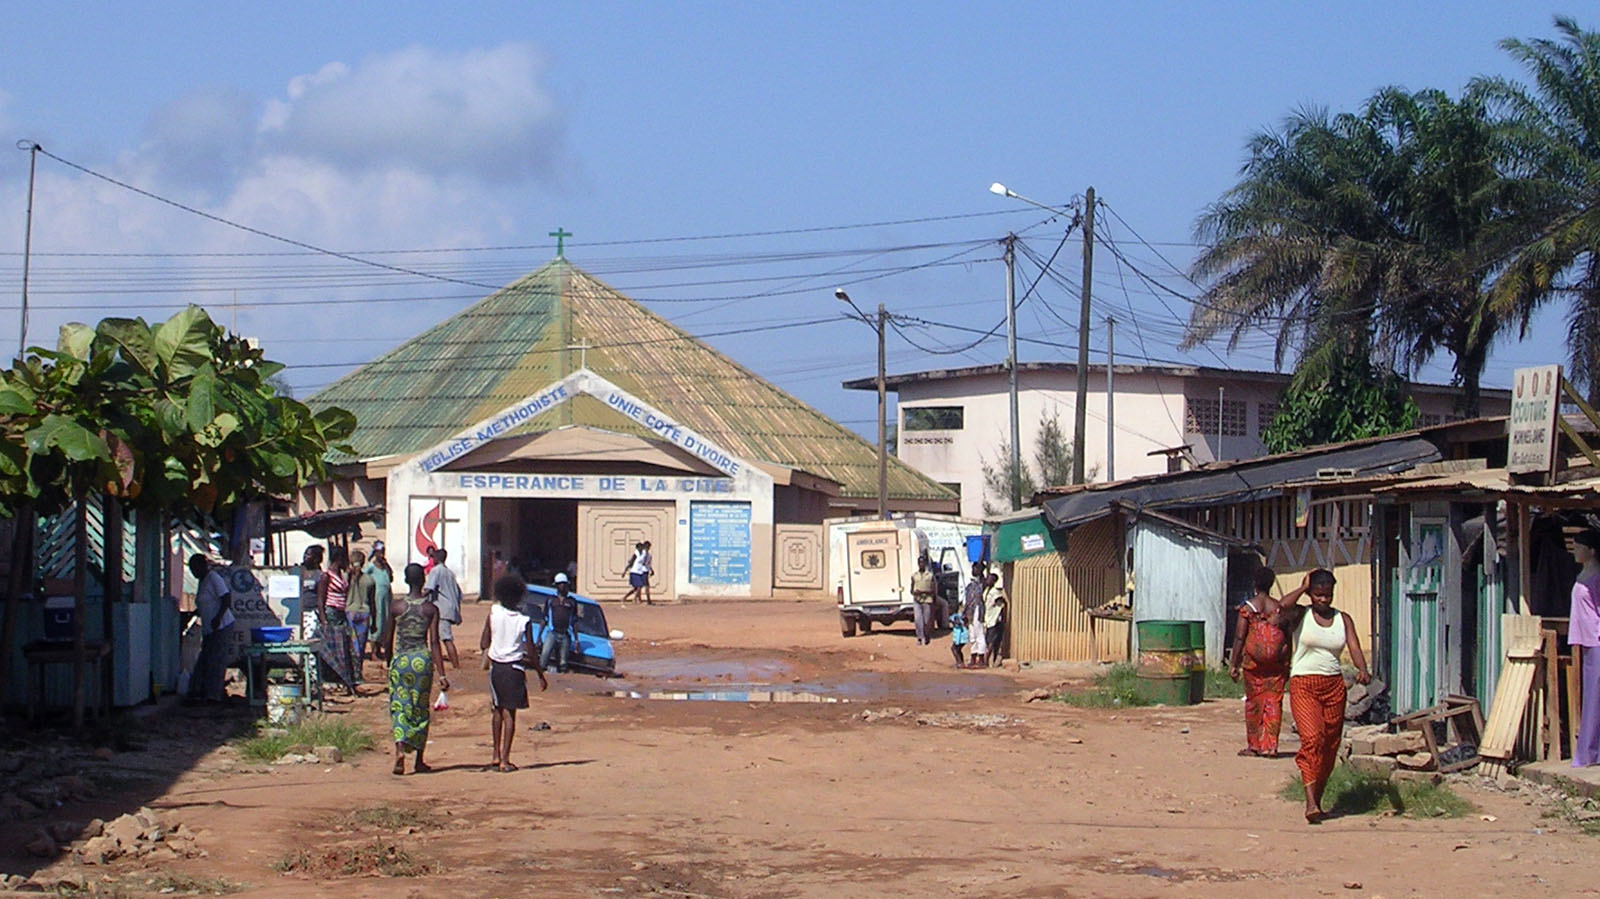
[0,2,1575,438]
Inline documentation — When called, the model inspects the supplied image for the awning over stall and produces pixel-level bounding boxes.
[991,513,1068,563]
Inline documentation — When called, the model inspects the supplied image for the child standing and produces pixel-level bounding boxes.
[479,574,547,772]
[949,613,969,669]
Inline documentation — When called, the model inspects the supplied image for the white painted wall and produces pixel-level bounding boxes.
[382,369,777,598]
[897,368,1195,519]
[893,367,1509,521]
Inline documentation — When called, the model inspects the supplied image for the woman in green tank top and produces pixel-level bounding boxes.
[377,562,447,775]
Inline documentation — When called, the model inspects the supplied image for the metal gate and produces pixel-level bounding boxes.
[773,524,824,591]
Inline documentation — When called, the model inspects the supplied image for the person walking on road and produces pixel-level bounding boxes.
[481,573,546,772]
[315,545,359,694]
[366,542,394,659]
[910,555,936,645]
[1278,569,1371,823]
[1568,530,1600,767]
[378,562,447,776]
[639,541,655,604]
[424,548,464,669]
[963,564,987,668]
[949,611,969,668]
[981,573,1006,667]
[347,549,374,678]
[1229,566,1289,757]
[296,545,324,640]
[187,554,235,703]
[621,542,652,605]
[540,573,579,674]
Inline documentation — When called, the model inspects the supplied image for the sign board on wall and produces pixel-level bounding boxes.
[1508,365,1562,476]
[447,473,736,498]
[219,567,281,664]
[415,369,745,478]
[409,497,468,569]
[689,501,751,584]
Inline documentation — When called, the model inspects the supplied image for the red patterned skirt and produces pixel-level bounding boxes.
[1242,666,1287,754]
[1288,674,1347,796]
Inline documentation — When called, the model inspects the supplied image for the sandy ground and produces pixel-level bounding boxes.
[5,598,1600,897]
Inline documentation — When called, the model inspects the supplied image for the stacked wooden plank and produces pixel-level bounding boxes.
[1479,616,1545,780]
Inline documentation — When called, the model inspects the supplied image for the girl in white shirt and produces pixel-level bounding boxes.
[479,575,546,772]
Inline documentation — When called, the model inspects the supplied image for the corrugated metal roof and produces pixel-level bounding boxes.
[1373,467,1600,503]
[1039,435,1441,529]
[310,260,953,502]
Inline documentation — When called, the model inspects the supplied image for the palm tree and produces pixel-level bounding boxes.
[1476,17,1600,403]
[1186,87,1508,416]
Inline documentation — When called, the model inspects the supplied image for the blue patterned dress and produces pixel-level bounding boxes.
[388,599,434,750]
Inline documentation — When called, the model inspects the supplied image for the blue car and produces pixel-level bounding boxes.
[523,584,620,676]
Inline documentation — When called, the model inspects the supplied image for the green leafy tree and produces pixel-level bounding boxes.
[0,307,355,516]
[1188,87,1509,416]
[1476,17,1600,403]
[1260,357,1420,453]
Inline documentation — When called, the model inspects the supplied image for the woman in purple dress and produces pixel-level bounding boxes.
[1569,530,1600,767]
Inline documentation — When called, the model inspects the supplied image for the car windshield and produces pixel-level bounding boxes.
[573,602,608,638]
[525,590,610,639]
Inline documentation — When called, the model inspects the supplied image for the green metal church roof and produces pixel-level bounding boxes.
[309,259,954,502]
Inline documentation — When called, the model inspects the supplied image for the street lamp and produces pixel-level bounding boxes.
[991,181,1095,487]
[837,288,889,519]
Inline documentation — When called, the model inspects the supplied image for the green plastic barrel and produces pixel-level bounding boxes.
[1135,620,1195,705]
[1187,620,1207,704]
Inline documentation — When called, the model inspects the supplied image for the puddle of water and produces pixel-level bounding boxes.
[613,663,1012,702]
[1132,865,1183,881]
[608,689,841,703]
[614,655,1016,703]
[620,657,793,682]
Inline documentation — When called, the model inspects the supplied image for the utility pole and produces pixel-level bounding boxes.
[1105,315,1115,482]
[1073,187,1094,485]
[837,288,891,520]
[1004,234,1022,511]
[876,302,888,520]
[17,141,39,360]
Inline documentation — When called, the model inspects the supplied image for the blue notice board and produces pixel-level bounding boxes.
[689,501,752,584]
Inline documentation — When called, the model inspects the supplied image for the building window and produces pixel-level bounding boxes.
[1186,397,1247,437]
[1257,403,1279,434]
[1417,412,1444,427]
[903,406,964,431]
[939,482,962,501]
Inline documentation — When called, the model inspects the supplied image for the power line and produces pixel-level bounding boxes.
[0,207,1040,258]
[28,146,508,291]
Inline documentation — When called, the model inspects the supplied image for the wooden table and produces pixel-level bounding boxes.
[243,642,322,716]
[23,640,111,722]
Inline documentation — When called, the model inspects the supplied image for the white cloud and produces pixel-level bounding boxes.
[143,86,258,192]
[0,44,567,380]
[258,44,566,184]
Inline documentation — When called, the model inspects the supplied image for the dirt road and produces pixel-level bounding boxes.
[5,599,1596,897]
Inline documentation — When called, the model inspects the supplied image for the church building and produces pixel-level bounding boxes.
[294,258,956,599]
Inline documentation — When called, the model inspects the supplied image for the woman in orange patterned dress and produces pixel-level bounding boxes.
[1279,569,1371,823]
[1228,566,1289,757]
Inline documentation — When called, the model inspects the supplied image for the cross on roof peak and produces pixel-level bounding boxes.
[549,227,572,258]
